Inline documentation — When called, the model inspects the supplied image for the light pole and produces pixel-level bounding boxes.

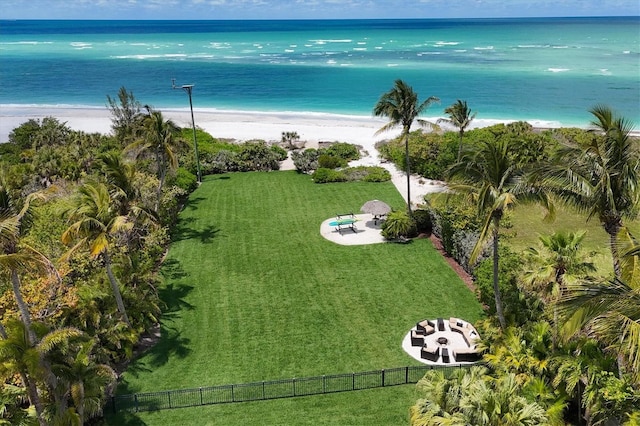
[172,78,202,183]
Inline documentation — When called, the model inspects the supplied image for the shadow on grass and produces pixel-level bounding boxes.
[160,258,188,280]
[102,410,148,425]
[171,222,221,244]
[159,282,195,315]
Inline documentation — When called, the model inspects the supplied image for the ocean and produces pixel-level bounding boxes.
[0,18,638,127]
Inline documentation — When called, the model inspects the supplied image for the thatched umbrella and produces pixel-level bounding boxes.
[360,200,391,217]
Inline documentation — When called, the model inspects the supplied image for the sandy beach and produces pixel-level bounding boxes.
[1,105,459,204]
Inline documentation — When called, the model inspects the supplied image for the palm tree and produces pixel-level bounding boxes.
[524,231,597,346]
[373,79,439,216]
[447,139,553,329]
[438,99,476,161]
[281,131,301,150]
[559,275,640,385]
[538,105,639,277]
[127,107,182,211]
[51,339,116,425]
[61,180,133,327]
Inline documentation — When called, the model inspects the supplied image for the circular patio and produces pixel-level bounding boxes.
[402,317,482,365]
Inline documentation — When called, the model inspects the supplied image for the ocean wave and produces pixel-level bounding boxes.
[417,52,442,56]
[435,41,460,46]
[474,46,494,50]
[547,67,570,72]
[310,39,353,44]
[0,41,53,45]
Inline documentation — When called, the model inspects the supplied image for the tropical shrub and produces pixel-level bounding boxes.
[318,154,347,169]
[343,166,391,182]
[381,210,416,239]
[291,148,319,173]
[238,141,280,171]
[270,144,288,161]
[170,167,198,193]
[312,167,346,183]
[321,142,360,160]
[209,150,241,173]
[412,209,432,234]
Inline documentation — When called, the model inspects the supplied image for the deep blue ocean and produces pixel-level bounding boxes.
[1,18,638,126]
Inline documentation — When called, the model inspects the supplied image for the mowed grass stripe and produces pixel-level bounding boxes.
[118,171,483,394]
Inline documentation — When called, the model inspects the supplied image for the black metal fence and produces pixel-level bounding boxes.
[111,364,468,413]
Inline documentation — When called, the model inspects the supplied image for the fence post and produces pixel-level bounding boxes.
[382,369,385,387]
[134,394,139,413]
[293,378,296,396]
[231,384,235,402]
[167,391,171,409]
[352,373,355,390]
[200,387,203,405]
[262,381,265,399]
[323,375,326,394]
[405,366,409,384]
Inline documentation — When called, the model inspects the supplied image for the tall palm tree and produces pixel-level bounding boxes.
[447,139,553,329]
[373,79,439,216]
[538,105,639,277]
[438,99,476,161]
[61,180,133,327]
[127,107,182,211]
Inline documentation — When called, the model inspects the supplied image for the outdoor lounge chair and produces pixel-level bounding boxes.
[420,345,439,362]
[410,330,425,346]
[416,320,435,336]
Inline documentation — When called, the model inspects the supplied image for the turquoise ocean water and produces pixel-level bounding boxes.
[0,18,638,127]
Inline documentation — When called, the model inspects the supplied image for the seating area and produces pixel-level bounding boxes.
[403,317,482,365]
[449,317,480,346]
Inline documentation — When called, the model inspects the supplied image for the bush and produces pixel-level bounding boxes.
[210,150,241,174]
[318,154,347,169]
[412,209,432,234]
[342,166,391,182]
[323,142,360,160]
[171,167,198,193]
[474,245,543,325]
[312,168,347,183]
[238,141,280,171]
[270,144,288,161]
[381,210,417,240]
[291,148,319,173]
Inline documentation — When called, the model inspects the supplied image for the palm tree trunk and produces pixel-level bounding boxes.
[20,370,48,426]
[492,220,507,329]
[103,251,131,327]
[609,230,621,278]
[404,131,412,217]
[457,130,463,161]
[11,270,37,345]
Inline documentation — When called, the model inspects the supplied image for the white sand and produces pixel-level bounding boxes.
[0,105,454,206]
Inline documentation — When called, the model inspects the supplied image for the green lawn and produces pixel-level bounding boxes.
[107,171,483,425]
[506,204,640,276]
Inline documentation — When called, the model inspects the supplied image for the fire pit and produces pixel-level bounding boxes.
[436,337,449,345]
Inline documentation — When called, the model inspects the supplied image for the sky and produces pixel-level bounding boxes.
[2,0,639,20]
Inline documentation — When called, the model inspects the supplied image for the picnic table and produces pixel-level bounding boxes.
[330,213,357,234]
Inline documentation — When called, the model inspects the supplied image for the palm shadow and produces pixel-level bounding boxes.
[158,282,195,315]
[171,223,221,244]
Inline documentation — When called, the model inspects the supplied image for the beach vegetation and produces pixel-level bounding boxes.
[321,142,360,161]
[437,99,477,161]
[106,86,143,144]
[280,131,301,150]
[374,79,439,216]
[312,167,346,183]
[291,148,319,173]
[317,153,348,169]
